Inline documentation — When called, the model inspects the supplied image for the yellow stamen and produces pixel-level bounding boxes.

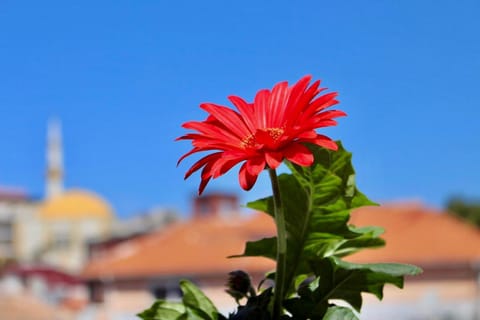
[241,134,255,148]
[240,128,284,149]
[267,128,284,140]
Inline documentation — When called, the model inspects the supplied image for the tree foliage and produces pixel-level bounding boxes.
[446,196,480,227]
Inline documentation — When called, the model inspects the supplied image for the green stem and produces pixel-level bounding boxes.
[268,168,287,319]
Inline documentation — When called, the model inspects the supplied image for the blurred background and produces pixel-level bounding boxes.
[0,1,479,319]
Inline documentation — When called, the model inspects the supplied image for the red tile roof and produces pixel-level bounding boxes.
[5,265,82,285]
[348,203,480,265]
[0,186,28,201]
[82,203,480,280]
[82,213,276,279]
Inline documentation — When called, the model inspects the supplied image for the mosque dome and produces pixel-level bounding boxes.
[39,189,113,220]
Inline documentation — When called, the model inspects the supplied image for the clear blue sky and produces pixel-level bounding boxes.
[1,1,479,218]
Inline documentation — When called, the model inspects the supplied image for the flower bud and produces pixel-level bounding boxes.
[226,270,254,302]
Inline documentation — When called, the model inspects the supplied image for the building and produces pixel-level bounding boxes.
[0,118,181,319]
[0,290,75,320]
[0,119,116,272]
[82,200,480,320]
[0,187,37,265]
[35,189,114,272]
[0,118,120,319]
[82,193,275,319]
[0,264,85,319]
[348,203,480,319]
[87,206,178,265]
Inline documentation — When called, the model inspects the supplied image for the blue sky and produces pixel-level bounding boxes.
[0,1,479,218]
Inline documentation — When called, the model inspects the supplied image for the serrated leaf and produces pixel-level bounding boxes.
[334,226,385,257]
[235,142,422,317]
[311,257,422,312]
[333,257,423,277]
[323,306,359,320]
[239,143,380,294]
[229,237,276,260]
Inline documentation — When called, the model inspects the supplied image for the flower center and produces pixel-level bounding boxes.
[241,134,255,149]
[241,127,284,149]
[267,128,284,140]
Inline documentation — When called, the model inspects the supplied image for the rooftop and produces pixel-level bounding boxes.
[349,203,480,265]
[82,201,480,280]
[82,212,276,279]
[39,189,113,220]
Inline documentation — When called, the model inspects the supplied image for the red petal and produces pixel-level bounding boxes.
[198,176,211,195]
[316,109,347,120]
[253,89,270,128]
[312,119,338,128]
[239,162,260,191]
[291,80,321,115]
[311,135,338,150]
[284,143,314,166]
[302,119,338,131]
[211,153,244,178]
[268,81,289,127]
[245,157,265,176]
[200,103,250,138]
[254,129,275,148]
[213,159,240,178]
[177,147,202,166]
[197,158,219,195]
[301,93,339,121]
[184,153,221,179]
[229,95,256,133]
[199,165,215,195]
[311,92,339,112]
[182,121,240,144]
[296,130,317,140]
[288,76,312,107]
[285,76,323,126]
[265,151,283,169]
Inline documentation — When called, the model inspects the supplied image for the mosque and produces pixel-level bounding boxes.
[0,120,115,272]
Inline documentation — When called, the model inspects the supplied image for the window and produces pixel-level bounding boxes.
[52,230,70,249]
[87,280,104,303]
[0,221,13,243]
[150,285,182,300]
[152,287,167,299]
[51,222,71,249]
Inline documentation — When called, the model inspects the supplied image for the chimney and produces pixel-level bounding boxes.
[192,193,239,219]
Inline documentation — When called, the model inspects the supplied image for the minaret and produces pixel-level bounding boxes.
[46,118,64,198]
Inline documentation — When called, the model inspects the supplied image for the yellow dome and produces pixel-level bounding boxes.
[39,189,113,220]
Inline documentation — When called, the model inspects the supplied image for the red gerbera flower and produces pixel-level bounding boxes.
[177,75,346,195]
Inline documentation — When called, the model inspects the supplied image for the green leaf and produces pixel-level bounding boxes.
[138,280,222,320]
[137,301,187,320]
[235,142,422,317]
[284,256,421,318]
[180,279,218,320]
[333,257,422,277]
[230,237,276,260]
[311,257,422,312]
[239,143,380,292]
[334,226,385,257]
[323,306,359,320]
